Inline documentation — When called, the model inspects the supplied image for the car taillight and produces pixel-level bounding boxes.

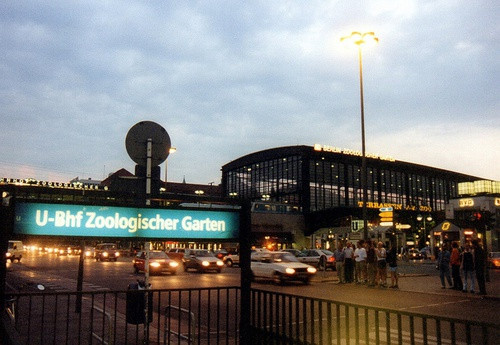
[328,257,335,262]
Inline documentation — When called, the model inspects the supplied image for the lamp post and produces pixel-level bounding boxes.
[341,31,379,241]
[416,214,433,251]
[164,147,177,183]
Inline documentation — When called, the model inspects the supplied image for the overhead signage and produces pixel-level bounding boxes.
[459,198,474,207]
[379,207,393,212]
[395,224,411,229]
[313,144,395,162]
[380,222,394,227]
[14,202,240,240]
[357,201,432,212]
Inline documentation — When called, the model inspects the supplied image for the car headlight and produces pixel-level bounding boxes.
[5,253,11,258]
[115,252,120,257]
[216,260,224,267]
[85,251,92,257]
[102,252,108,257]
[150,262,161,268]
[202,261,210,267]
[169,261,179,268]
[285,268,296,275]
[307,267,317,274]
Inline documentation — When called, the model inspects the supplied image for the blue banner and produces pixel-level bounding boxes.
[14,202,240,240]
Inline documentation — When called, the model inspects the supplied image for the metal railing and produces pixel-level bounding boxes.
[249,288,500,345]
[2,286,499,345]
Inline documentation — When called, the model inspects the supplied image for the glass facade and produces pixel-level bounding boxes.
[222,146,479,215]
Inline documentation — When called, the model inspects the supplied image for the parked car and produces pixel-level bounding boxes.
[408,248,423,260]
[296,249,329,269]
[166,248,187,262]
[214,249,229,260]
[224,253,240,267]
[6,240,24,262]
[183,249,224,273]
[94,243,120,262]
[251,251,317,285]
[133,251,179,275]
[319,249,336,270]
[282,249,302,257]
[488,252,500,269]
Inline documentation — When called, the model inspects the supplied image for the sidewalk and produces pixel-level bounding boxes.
[312,268,500,300]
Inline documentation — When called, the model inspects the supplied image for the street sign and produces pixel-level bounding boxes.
[351,220,364,232]
[379,207,393,212]
[396,224,411,229]
[380,221,394,226]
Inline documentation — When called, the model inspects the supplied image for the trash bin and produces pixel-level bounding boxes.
[126,281,153,324]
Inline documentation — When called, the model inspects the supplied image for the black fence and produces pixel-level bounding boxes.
[3,287,499,345]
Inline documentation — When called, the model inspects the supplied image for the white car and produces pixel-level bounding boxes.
[251,251,317,285]
[224,253,240,267]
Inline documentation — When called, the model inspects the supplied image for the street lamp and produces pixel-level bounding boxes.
[341,31,379,241]
[416,214,433,248]
[164,147,177,183]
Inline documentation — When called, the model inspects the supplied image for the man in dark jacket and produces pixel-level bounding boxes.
[472,240,487,295]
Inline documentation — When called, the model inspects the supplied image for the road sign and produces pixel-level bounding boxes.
[396,224,411,229]
[380,221,394,227]
[379,207,393,212]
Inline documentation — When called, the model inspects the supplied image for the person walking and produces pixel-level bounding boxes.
[450,242,463,290]
[343,242,354,283]
[366,240,377,287]
[375,242,387,288]
[386,242,399,289]
[461,244,475,293]
[472,240,487,295]
[437,243,453,289]
[354,241,367,284]
[333,243,345,284]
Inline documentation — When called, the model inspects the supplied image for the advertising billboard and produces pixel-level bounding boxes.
[14,202,239,240]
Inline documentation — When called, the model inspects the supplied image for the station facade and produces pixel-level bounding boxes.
[221,144,495,249]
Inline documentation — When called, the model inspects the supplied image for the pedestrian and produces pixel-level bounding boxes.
[472,240,487,295]
[343,242,354,283]
[461,243,475,293]
[333,243,345,284]
[437,243,453,289]
[450,242,463,290]
[354,240,367,284]
[366,240,377,287]
[375,241,387,287]
[386,242,398,288]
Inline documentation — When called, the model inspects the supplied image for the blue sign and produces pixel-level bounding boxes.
[14,202,240,240]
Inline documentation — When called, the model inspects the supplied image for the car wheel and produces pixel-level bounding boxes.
[226,259,233,267]
[273,272,284,285]
[183,264,189,272]
[95,257,99,262]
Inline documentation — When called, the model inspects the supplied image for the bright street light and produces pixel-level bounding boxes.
[340,31,378,241]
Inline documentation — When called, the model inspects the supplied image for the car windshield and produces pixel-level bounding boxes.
[269,253,299,263]
[99,244,116,250]
[193,250,214,257]
[491,252,500,258]
[321,250,333,255]
[149,251,168,259]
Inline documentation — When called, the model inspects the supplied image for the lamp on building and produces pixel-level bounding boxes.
[341,31,379,240]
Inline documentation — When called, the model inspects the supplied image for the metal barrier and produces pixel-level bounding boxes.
[164,305,196,344]
[2,287,499,345]
[91,306,114,345]
[250,288,500,345]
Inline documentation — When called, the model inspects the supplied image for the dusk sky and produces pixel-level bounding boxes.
[1,1,498,185]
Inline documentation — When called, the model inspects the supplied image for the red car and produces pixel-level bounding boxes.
[133,251,179,275]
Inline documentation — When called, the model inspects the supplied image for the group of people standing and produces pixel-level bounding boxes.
[333,240,399,288]
[437,239,487,295]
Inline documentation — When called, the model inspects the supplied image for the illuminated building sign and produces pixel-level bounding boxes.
[459,198,474,207]
[314,144,395,162]
[14,202,239,240]
[357,201,432,212]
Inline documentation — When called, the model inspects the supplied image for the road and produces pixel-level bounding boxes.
[6,250,500,326]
